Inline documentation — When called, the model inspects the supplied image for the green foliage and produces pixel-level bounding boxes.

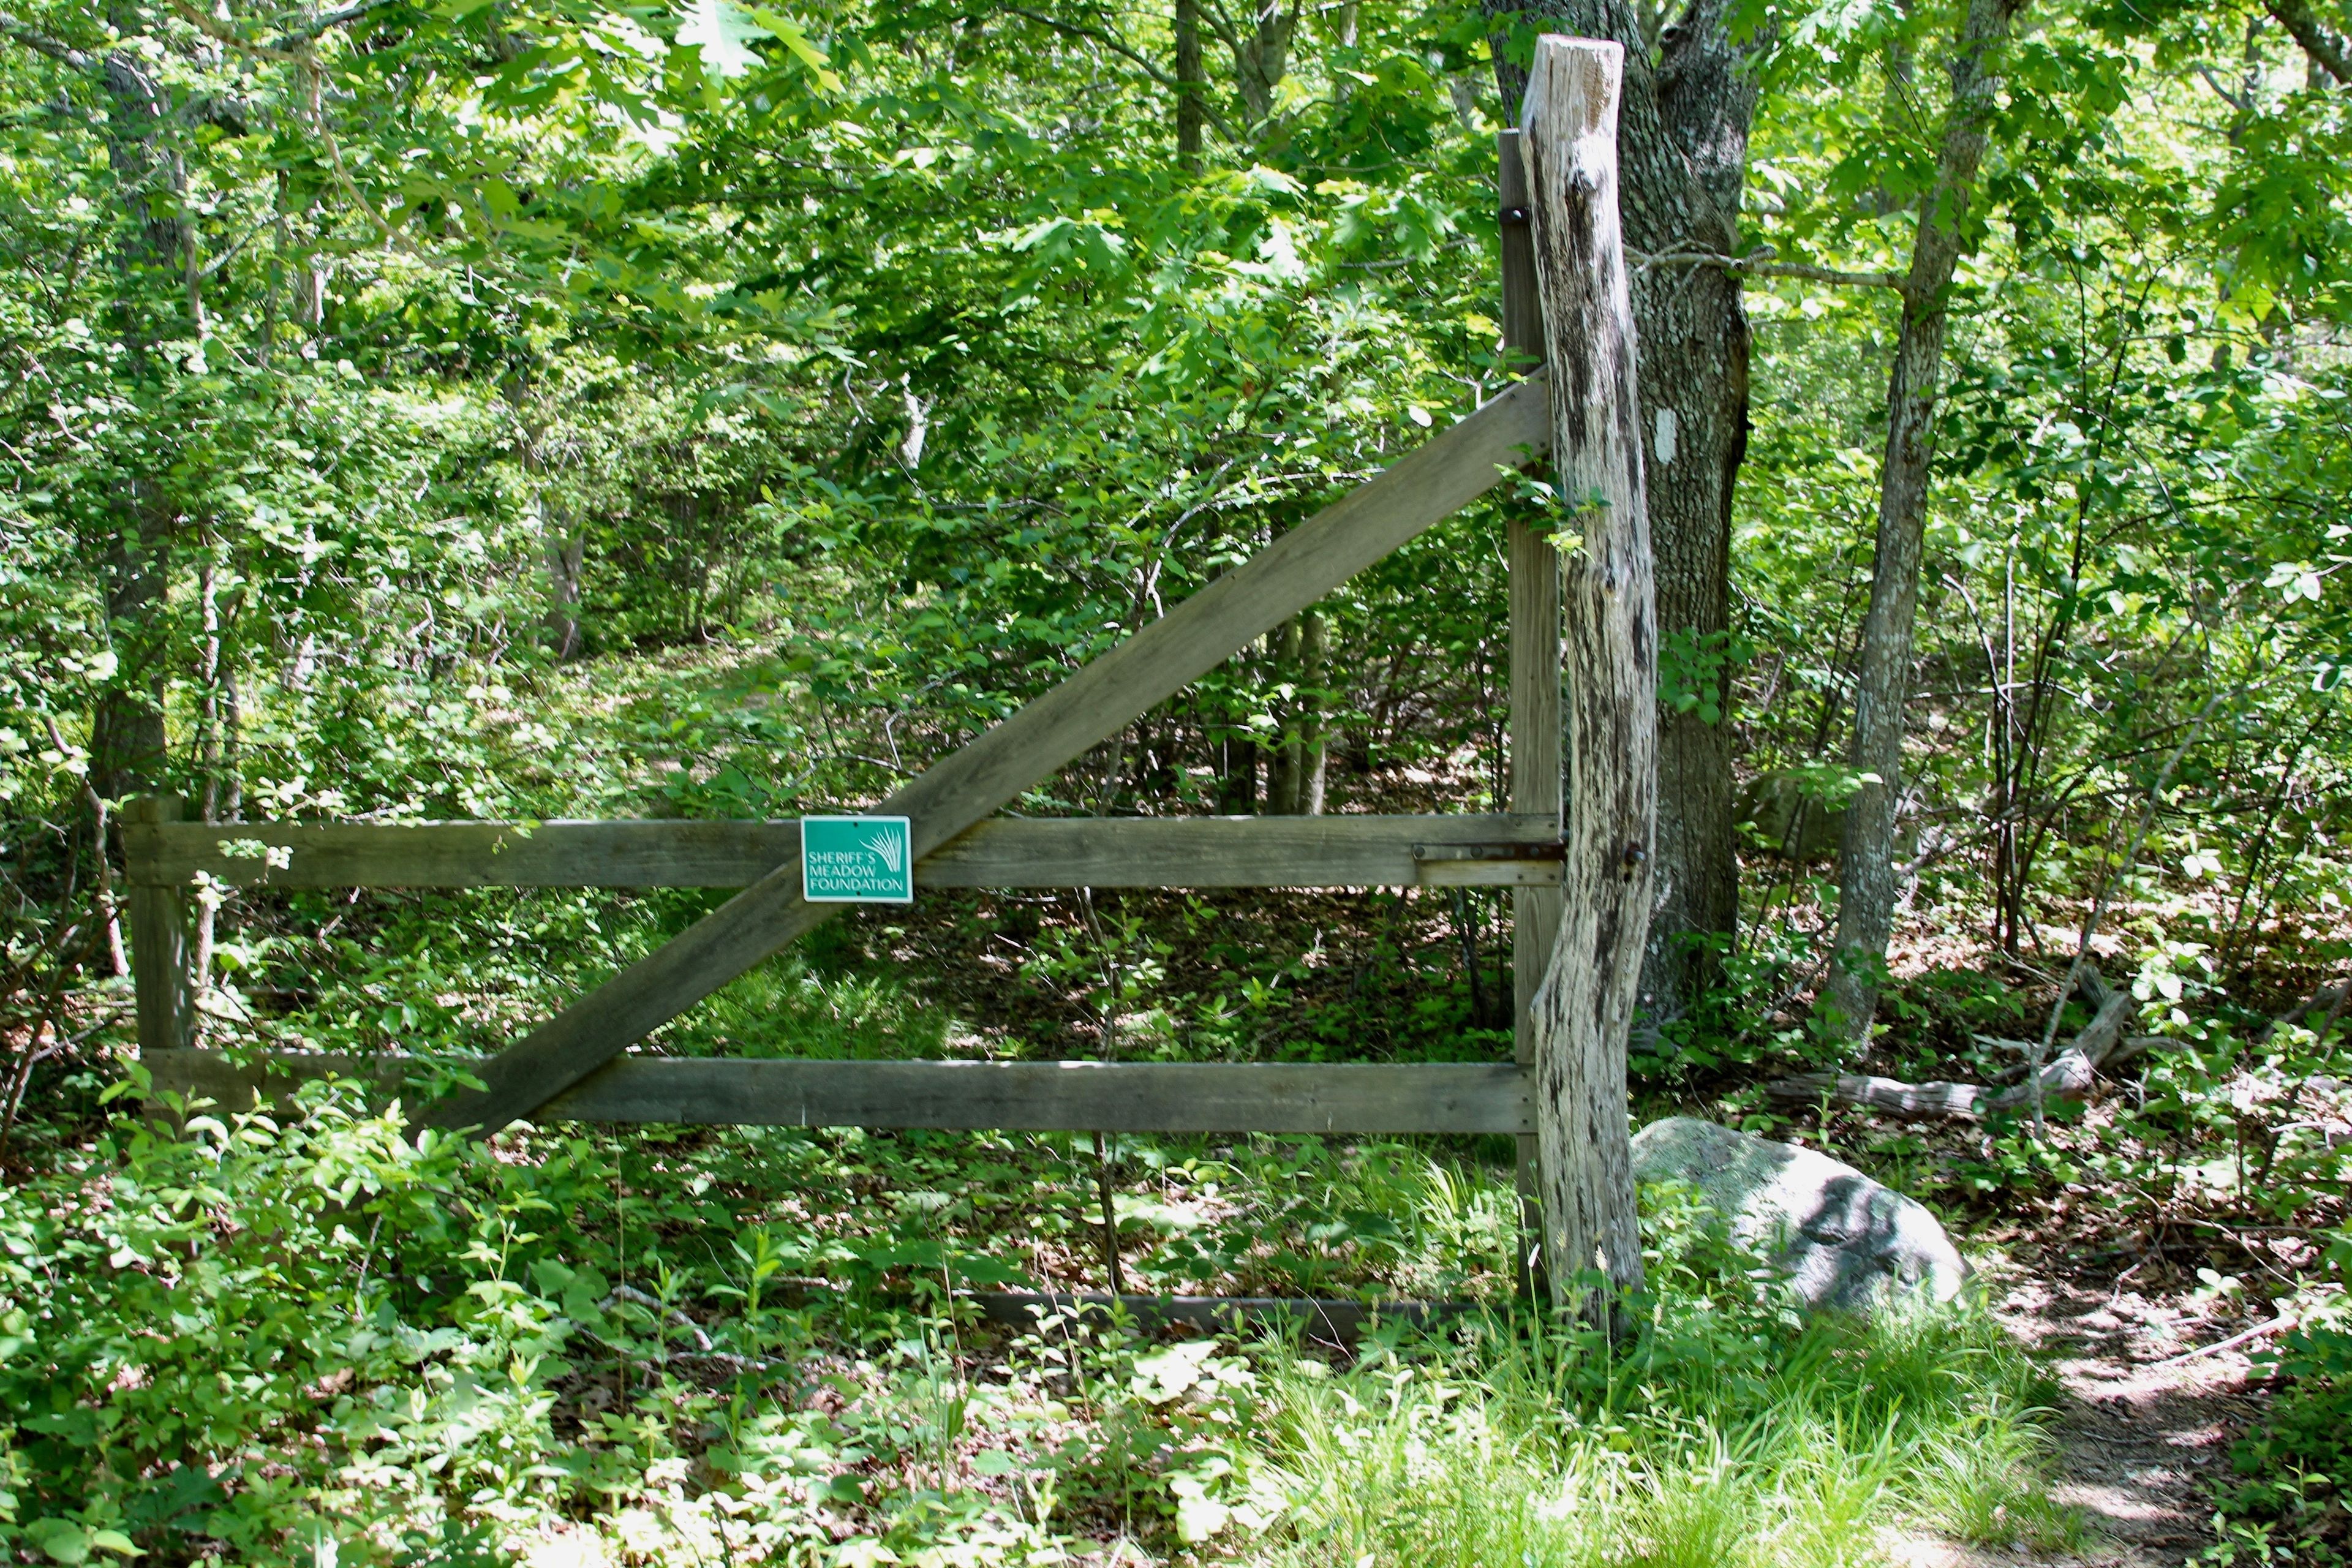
[3,0,2352,1559]
[1238,1182,2074,1566]
[0,1083,2068,1564]
[2219,1308,2352,1564]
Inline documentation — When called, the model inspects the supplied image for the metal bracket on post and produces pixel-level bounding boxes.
[121,795,194,1058]
[1499,126,1560,1302]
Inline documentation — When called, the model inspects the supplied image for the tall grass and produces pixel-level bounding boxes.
[1251,1185,2078,1567]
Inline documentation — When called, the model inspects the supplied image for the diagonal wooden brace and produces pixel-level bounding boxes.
[426,374,1551,1136]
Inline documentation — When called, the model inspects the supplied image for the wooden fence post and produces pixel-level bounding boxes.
[1501,126,1561,1300]
[1520,36,1653,1319]
[121,794,194,1056]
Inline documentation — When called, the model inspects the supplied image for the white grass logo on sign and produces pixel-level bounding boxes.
[861,830,904,873]
[800,816,914,903]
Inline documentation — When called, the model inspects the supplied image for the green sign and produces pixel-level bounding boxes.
[800,815,914,903]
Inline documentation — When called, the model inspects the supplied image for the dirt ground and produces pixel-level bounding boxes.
[1893,1264,2269,1567]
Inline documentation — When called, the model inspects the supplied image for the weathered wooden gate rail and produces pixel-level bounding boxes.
[143,1050,1533,1136]
[124,812,1566,891]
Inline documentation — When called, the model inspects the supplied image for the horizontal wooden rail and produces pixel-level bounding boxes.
[145,1050,1533,1135]
[123,813,1565,891]
[966,1291,1475,1341]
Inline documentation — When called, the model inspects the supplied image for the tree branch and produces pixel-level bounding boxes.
[1637,246,1908,293]
[165,0,300,59]
[999,5,1237,143]
[2266,0,2352,85]
[1002,4,1171,82]
[1766,979,2153,1121]
[0,7,96,69]
[164,0,409,61]
[271,0,410,49]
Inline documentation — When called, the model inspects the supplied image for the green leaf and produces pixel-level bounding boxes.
[26,1521,90,1567]
[1173,1493,1232,1543]
[676,0,767,78]
[747,8,843,89]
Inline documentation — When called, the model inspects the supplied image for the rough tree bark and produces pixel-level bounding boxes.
[1174,0,1207,165]
[1827,0,2025,1037]
[89,11,194,802]
[1488,0,1760,1035]
[1520,35,1652,1317]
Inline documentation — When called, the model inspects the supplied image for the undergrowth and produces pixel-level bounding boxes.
[0,1079,2070,1567]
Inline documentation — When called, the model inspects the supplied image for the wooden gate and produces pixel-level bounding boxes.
[125,38,1653,1306]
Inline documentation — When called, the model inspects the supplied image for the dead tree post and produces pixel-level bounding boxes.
[1520,35,1653,1319]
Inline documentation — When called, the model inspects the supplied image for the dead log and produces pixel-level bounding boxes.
[1765,1072,1989,1120]
[1768,987,2141,1121]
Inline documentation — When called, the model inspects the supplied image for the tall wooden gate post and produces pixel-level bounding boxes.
[121,794,194,1055]
[1501,126,1561,1299]
[1520,37,1654,1317]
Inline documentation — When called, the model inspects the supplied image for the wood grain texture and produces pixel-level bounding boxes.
[1509,513,1564,1291]
[129,813,1564,891]
[1498,127,1545,371]
[1504,129,1564,1292]
[1521,36,1653,1314]
[423,378,1553,1137]
[123,819,800,889]
[146,1050,1533,1134]
[121,796,192,1055]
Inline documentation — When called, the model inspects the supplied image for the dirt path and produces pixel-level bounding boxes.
[1894,1269,2266,1567]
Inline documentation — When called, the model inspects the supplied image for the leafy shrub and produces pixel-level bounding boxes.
[2221,1316,2352,1562]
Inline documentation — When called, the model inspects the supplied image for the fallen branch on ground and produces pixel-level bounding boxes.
[2148,1311,2298,1369]
[1767,974,2149,1121]
[2259,978,2351,1046]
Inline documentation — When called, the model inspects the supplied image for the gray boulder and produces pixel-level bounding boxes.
[1629,1116,1971,1315]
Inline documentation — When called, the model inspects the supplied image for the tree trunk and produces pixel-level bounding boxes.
[1826,0,2025,1037]
[1175,0,1206,166]
[1520,36,1653,1320]
[545,515,586,660]
[90,26,193,803]
[1215,734,1257,812]
[1217,0,1300,125]
[1488,0,1758,1035]
[1298,609,1327,813]
[1264,610,1325,813]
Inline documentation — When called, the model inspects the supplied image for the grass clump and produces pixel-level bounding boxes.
[1256,1187,2074,1567]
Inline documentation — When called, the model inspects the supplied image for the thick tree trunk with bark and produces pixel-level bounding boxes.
[91,21,192,802]
[1520,36,1652,1318]
[1488,0,1758,1034]
[1827,0,2025,1037]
